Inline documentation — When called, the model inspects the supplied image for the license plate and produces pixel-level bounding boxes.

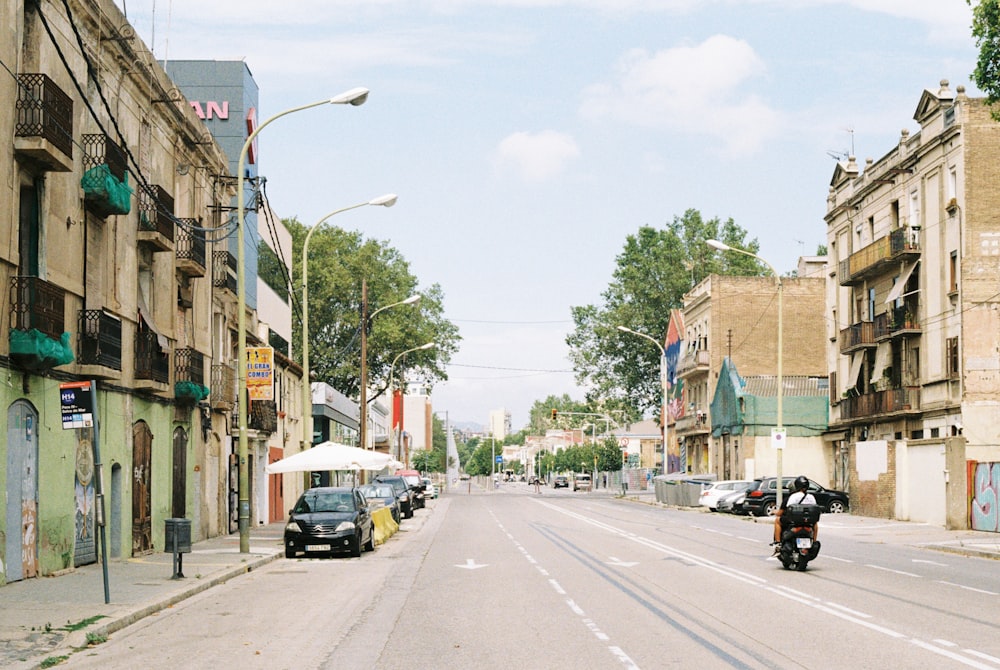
[796,538,812,549]
[306,544,331,552]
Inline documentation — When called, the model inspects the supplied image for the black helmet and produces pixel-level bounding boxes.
[793,475,809,492]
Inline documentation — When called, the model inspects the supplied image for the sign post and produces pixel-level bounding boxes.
[60,380,109,603]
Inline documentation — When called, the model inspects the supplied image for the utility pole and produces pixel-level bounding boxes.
[359,279,369,450]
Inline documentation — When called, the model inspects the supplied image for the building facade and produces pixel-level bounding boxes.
[680,273,827,479]
[825,80,1000,529]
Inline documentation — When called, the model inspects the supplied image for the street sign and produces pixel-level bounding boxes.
[60,381,94,429]
[771,428,787,450]
[495,455,503,463]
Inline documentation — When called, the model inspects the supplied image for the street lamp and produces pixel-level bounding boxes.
[617,325,668,474]
[235,86,369,552]
[388,342,436,464]
[358,294,421,451]
[706,238,784,509]
[301,194,398,459]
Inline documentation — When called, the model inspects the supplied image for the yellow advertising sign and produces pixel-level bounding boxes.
[246,347,274,400]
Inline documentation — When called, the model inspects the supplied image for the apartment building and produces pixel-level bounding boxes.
[825,80,1000,529]
[1,0,286,583]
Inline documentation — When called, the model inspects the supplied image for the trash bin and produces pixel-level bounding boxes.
[164,518,191,578]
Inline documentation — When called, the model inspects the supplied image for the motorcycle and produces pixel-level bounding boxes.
[777,503,822,571]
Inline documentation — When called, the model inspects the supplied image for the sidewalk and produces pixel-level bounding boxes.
[0,522,285,670]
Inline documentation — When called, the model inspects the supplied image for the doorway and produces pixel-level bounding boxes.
[6,400,39,582]
[132,421,153,554]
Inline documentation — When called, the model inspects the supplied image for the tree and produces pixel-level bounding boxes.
[566,209,765,416]
[286,217,461,400]
[969,0,1000,119]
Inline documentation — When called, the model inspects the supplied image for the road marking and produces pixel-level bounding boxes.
[607,556,638,567]
[935,639,958,647]
[549,578,566,595]
[964,649,1000,664]
[455,558,488,570]
[937,580,997,596]
[566,599,585,616]
[910,638,998,669]
[866,564,920,577]
[912,558,948,566]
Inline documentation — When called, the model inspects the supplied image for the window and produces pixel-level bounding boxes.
[946,337,959,378]
[949,251,958,294]
[910,189,921,230]
[948,166,958,202]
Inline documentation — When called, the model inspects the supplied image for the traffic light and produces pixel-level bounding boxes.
[551,408,557,420]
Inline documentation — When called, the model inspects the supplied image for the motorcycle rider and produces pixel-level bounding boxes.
[772,475,818,551]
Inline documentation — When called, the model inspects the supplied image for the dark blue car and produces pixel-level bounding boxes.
[284,486,375,558]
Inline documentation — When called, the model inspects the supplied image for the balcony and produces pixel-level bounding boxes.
[175,347,209,404]
[213,251,238,296]
[874,306,921,340]
[677,349,710,378]
[9,276,73,371]
[81,134,132,218]
[14,73,73,172]
[135,328,170,392]
[211,362,237,411]
[840,386,921,420]
[675,408,709,435]
[175,220,206,278]
[839,321,876,354]
[77,309,122,378]
[137,185,175,251]
[249,399,278,434]
[839,228,920,286]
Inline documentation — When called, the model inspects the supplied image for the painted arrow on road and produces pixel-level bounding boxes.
[606,556,638,567]
[456,558,489,570]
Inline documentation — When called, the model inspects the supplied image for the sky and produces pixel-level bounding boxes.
[112,0,981,431]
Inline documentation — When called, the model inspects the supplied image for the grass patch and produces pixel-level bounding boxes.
[84,632,107,646]
[40,656,69,668]
[60,615,107,632]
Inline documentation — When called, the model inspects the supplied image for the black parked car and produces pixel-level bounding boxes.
[284,486,375,558]
[743,477,849,517]
[374,475,414,519]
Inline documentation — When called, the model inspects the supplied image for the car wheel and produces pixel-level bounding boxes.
[405,507,414,519]
[350,532,362,558]
[763,501,777,516]
[364,525,375,552]
[285,543,295,559]
[828,500,846,513]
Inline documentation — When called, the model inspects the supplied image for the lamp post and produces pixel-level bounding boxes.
[358,294,421,451]
[235,86,369,553]
[301,195,398,459]
[707,239,783,510]
[617,325,668,475]
[388,342,436,464]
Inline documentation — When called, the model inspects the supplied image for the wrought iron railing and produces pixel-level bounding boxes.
[137,184,175,242]
[175,347,205,385]
[135,330,169,383]
[840,386,920,419]
[11,276,65,339]
[211,362,237,409]
[839,228,920,285]
[175,220,206,271]
[249,399,278,434]
[77,310,122,369]
[82,133,127,181]
[15,73,73,159]
[213,250,237,293]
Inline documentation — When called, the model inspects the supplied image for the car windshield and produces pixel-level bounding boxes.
[295,491,354,513]
[361,485,393,499]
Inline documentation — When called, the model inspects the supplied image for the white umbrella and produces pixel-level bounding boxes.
[265,441,392,474]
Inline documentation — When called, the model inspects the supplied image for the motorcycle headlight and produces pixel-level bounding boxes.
[335,521,355,533]
[285,521,302,533]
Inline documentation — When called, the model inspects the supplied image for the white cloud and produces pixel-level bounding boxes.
[580,35,782,155]
[494,130,581,181]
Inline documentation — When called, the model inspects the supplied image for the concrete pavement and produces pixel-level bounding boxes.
[0,522,284,670]
[3,488,999,669]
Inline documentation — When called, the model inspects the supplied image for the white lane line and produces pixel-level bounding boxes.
[566,599,585,616]
[912,559,948,566]
[937,580,998,596]
[964,649,1000,664]
[549,579,566,595]
[823,555,854,563]
[866,564,920,577]
[822,602,872,619]
[910,638,999,670]
[935,639,958,647]
[609,646,640,669]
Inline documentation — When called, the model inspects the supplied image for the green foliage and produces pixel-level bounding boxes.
[257,241,289,304]
[566,209,765,416]
[969,0,1000,119]
[40,657,68,668]
[465,438,501,476]
[414,414,448,473]
[286,217,461,400]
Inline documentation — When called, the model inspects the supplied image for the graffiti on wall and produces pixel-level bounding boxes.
[971,461,1000,533]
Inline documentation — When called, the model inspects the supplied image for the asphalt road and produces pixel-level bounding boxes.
[60,483,1000,669]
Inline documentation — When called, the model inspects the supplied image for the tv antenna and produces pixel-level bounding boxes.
[826,126,855,161]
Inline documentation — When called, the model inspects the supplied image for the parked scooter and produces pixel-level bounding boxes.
[777,503,822,571]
